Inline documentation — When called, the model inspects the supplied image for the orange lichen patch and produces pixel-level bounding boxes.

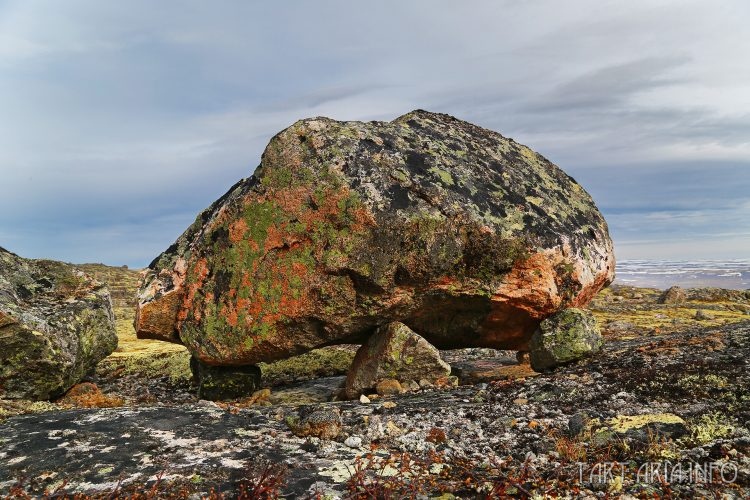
[178,257,210,325]
[57,383,124,408]
[685,331,726,351]
[491,251,561,318]
[264,224,290,252]
[229,218,248,243]
[480,247,612,350]
[222,303,239,328]
[434,276,460,288]
[0,310,17,328]
[271,186,308,213]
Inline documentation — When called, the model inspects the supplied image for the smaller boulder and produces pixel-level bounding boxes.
[658,285,687,304]
[528,308,603,371]
[190,357,261,401]
[375,379,404,396]
[0,247,118,400]
[290,407,342,440]
[345,322,451,399]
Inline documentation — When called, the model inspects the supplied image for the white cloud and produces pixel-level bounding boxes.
[0,0,748,265]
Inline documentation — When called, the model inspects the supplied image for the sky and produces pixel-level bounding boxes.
[0,0,748,267]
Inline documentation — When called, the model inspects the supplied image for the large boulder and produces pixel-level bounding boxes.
[0,247,118,400]
[136,110,614,366]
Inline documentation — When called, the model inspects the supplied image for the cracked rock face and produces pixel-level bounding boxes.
[0,247,117,400]
[135,110,614,366]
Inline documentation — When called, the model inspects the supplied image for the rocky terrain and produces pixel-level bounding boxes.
[1,113,747,498]
[1,271,749,498]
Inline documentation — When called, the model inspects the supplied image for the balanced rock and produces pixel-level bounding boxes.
[345,322,450,399]
[0,247,117,400]
[136,110,614,367]
[528,308,602,371]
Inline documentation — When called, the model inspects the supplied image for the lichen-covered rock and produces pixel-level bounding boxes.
[136,110,614,366]
[658,285,687,304]
[528,308,602,371]
[189,357,261,401]
[290,406,342,440]
[0,247,117,400]
[345,322,450,399]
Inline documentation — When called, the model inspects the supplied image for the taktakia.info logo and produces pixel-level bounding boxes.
[578,461,738,485]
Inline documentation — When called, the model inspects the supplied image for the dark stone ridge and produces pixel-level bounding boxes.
[136,110,614,367]
[0,247,117,400]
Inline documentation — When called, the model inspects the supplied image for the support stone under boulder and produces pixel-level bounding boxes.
[189,357,261,401]
[528,308,603,372]
[0,246,118,400]
[345,322,451,399]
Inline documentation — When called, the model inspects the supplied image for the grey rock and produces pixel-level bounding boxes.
[0,247,117,400]
[658,285,687,304]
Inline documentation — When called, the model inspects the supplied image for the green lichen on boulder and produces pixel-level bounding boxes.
[0,247,117,400]
[136,110,614,367]
[528,308,603,371]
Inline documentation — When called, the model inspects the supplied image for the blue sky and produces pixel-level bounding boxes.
[0,1,748,267]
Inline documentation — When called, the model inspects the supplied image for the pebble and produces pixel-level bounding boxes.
[359,395,371,404]
[344,436,362,448]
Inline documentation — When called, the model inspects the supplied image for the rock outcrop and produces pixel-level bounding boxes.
[345,322,450,399]
[136,110,614,367]
[0,247,117,400]
[528,308,602,371]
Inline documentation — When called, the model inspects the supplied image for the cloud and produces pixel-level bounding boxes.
[0,0,748,266]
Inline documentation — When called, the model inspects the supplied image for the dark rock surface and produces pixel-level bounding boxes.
[136,110,614,367]
[190,357,261,401]
[3,319,748,498]
[0,247,117,400]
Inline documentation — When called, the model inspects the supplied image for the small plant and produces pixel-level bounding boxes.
[236,461,288,500]
[684,413,734,446]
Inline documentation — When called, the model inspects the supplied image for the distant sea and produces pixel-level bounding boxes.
[615,260,750,290]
